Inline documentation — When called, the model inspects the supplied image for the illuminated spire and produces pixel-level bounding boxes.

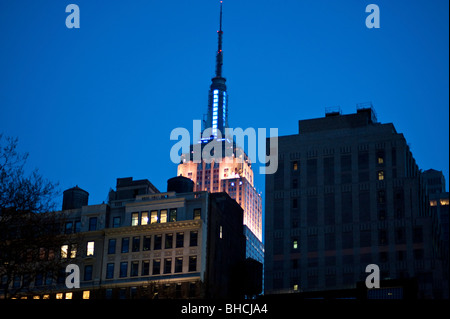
[203,1,228,140]
[215,1,224,78]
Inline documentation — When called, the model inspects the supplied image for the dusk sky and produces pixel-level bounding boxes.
[1,0,448,226]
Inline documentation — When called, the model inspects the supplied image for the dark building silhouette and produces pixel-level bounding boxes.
[265,105,448,298]
[62,185,89,210]
[167,176,194,194]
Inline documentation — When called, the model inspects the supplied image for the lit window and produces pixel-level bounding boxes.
[56,293,63,299]
[213,89,219,94]
[430,200,437,207]
[378,170,385,180]
[131,212,139,226]
[219,225,223,239]
[70,244,77,259]
[293,240,298,249]
[141,212,149,225]
[293,284,299,291]
[193,208,201,220]
[293,161,298,171]
[87,241,95,256]
[160,210,168,223]
[378,157,384,164]
[83,291,90,299]
[440,199,449,206]
[150,210,158,224]
[61,245,68,259]
[65,292,72,299]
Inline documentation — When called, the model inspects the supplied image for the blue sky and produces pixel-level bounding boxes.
[1,0,448,216]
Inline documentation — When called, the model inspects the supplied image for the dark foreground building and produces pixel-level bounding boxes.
[1,177,247,299]
[265,105,448,298]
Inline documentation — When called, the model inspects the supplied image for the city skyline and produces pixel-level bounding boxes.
[0,0,448,216]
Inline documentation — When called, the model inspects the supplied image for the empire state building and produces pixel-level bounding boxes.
[177,2,264,262]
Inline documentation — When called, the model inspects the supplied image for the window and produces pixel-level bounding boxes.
[292,178,298,189]
[379,230,388,245]
[132,237,140,252]
[378,210,386,220]
[193,208,201,220]
[441,199,449,206]
[131,213,139,226]
[106,263,114,279]
[89,217,97,231]
[190,231,198,247]
[143,236,151,251]
[130,261,139,277]
[142,261,150,276]
[164,258,172,274]
[150,210,158,224]
[74,220,81,233]
[165,233,173,249]
[83,291,90,300]
[84,265,93,281]
[87,241,95,256]
[65,292,73,300]
[292,239,298,250]
[113,217,121,228]
[378,170,385,181]
[219,226,223,239]
[413,227,423,243]
[377,150,385,165]
[70,244,77,258]
[61,245,68,259]
[323,157,335,185]
[175,257,183,273]
[65,222,73,234]
[153,259,161,275]
[141,211,149,225]
[176,233,184,248]
[292,161,298,171]
[306,159,317,187]
[169,209,177,222]
[160,210,168,223]
[119,262,128,278]
[121,237,130,253]
[108,239,116,254]
[154,235,162,250]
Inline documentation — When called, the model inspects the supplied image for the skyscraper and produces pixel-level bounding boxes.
[265,105,448,298]
[177,2,264,264]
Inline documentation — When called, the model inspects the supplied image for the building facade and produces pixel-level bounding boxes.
[265,105,448,298]
[2,177,246,299]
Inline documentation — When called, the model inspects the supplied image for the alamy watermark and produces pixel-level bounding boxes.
[169,120,279,175]
[365,264,380,289]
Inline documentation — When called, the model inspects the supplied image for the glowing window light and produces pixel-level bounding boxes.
[213,89,219,94]
[87,241,95,256]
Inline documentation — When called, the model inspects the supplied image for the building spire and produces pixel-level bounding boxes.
[215,1,224,78]
[204,1,227,140]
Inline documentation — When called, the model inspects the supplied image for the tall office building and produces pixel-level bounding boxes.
[265,105,448,298]
[177,2,263,262]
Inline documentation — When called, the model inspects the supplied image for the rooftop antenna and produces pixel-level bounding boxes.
[215,1,224,77]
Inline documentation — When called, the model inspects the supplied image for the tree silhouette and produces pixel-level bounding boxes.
[0,134,73,298]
